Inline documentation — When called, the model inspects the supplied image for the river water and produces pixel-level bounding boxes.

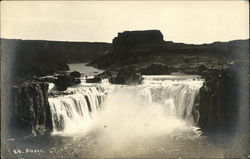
[6,63,226,158]
[68,63,105,76]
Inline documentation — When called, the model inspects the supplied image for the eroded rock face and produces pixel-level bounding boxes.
[54,74,81,91]
[141,63,171,75]
[10,82,52,137]
[115,66,143,85]
[193,62,247,134]
[69,71,81,78]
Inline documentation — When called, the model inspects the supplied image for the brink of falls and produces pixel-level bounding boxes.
[48,75,204,136]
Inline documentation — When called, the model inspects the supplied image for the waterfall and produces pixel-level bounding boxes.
[48,75,204,135]
[48,85,110,134]
[142,75,203,122]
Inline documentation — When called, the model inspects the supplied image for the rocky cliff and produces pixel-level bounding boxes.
[192,62,249,138]
[9,82,52,137]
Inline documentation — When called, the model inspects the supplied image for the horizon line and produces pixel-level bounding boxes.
[1,37,249,46]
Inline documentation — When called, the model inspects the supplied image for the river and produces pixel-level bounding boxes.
[6,63,225,158]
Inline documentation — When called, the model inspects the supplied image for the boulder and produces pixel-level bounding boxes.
[54,74,81,91]
[97,71,118,83]
[115,66,143,85]
[141,63,171,75]
[69,71,81,78]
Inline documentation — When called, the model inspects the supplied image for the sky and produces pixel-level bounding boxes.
[1,1,249,44]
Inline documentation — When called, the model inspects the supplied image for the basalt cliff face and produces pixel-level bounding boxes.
[9,82,53,137]
[192,62,249,139]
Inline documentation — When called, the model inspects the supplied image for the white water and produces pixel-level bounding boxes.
[48,85,110,134]
[48,75,203,137]
[47,75,213,157]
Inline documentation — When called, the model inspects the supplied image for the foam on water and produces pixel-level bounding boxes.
[49,85,111,135]
[48,75,204,142]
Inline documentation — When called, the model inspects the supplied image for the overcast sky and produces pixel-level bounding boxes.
[1,1,249,44]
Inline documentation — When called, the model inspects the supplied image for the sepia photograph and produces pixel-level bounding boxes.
[1,1,249,158]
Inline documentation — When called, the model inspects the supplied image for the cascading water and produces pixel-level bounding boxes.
[48,75,203,136]
[142,75,203,122]
[48,84,110,134]
[46,75,225,158]
[31,60,227,159]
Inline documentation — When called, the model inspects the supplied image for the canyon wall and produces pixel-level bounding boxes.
[193,62,249,138]
[9,82,52,137]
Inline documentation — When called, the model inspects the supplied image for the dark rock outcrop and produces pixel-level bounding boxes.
[140,63,171,75]
[86,71,118,83]
[10,82,53,137]
[112,30,164,48]
[97,71,118,83]
[193,62,248,135]
[87,66,143,85]
[86,68,143,85]
[54,74,81,91]
[92,30,165,68]
[114,66,143,85]
[69,71,82,78]
[197,64,207,74]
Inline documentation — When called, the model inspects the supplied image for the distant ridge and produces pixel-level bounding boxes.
[1,38,111,63]
[1,38,111,80]
[1,30,248,77]
[91,30,249,68]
